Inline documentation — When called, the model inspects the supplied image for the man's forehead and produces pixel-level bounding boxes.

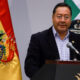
[55,7,71,14]
[56,7,70,10]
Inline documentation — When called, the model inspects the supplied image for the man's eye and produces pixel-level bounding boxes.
[65,16,69,19]
[56,15,70,19]
[57,16,62,18]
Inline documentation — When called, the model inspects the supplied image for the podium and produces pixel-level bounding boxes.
[31,60,80,80]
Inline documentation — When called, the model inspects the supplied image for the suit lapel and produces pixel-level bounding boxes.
[47,27,60,60]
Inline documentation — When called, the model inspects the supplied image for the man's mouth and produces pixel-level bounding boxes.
[59,24,66,26]
[59,23,66,26]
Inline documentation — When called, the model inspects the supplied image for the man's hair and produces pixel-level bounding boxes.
[53,2,72,16]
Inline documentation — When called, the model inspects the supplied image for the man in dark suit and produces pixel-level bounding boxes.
[24,2,80,78]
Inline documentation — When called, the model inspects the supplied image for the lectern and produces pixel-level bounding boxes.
[31,60,80,80]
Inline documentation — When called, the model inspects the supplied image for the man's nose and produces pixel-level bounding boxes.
[61,17,65,21]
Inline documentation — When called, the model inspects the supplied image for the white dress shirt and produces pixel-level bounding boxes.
[52,26,70,61]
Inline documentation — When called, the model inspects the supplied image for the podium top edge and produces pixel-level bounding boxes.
[45,60,80,64]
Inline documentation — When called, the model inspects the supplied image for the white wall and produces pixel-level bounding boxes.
[8,0,63,80]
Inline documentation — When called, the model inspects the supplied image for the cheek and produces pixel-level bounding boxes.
[67,20,71,25]
[53,19,59,24]
[66,19,71,23]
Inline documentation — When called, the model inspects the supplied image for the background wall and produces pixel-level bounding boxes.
[8,0,63,80]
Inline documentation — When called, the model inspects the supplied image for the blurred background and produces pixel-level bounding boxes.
[8,0,63,80]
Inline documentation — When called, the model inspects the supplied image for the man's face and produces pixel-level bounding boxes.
[52,7,71,33]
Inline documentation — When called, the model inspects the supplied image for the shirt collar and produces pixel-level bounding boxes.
[52,26,69,40]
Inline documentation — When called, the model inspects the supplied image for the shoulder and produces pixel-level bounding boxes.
[31,27,52,39]
[69,31,80,40]
[70,31,80,36]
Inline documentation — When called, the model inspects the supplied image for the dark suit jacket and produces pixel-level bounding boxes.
[25,27,80,78]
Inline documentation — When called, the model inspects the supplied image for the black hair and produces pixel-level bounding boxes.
[53,2,72,16]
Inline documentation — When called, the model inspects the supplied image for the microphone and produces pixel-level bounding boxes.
[67,42,80,54]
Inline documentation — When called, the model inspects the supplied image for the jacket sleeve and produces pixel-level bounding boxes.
[24,34,42,78]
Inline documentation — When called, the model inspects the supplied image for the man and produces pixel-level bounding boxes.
[24,2,80,78]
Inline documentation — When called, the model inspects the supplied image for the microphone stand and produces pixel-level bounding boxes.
[73,52,80,61]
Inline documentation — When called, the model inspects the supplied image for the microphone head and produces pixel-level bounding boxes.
[66,42,72,48]
[67,42,79,54]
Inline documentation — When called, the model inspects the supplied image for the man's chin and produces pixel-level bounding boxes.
[58,29,68,33]
[59,28,67,31]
